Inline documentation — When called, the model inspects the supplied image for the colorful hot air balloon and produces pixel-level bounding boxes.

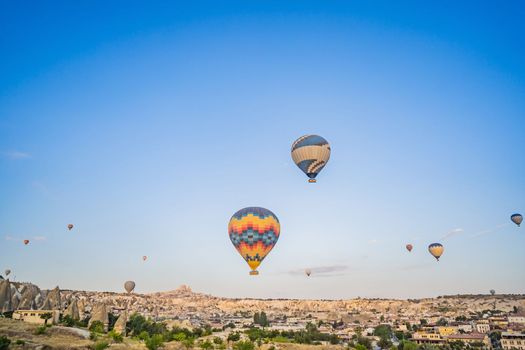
[406,244,413,252]
[4,269,11,277]
[142,256,147,262]
[511,213,523,227]
[305,269,312,277]
[490,289,496,296]
[228,207,280,275]
[68,224,74,231]
[124,281,135,294]
[428,243,444,261]
[291,135,331,183]
[23,240,29,245]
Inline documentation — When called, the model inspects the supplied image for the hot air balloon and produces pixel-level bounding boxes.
[305,269,312,277]
[428,243,444,261]
[406,244,413,252]
[228,207,280,275]
[511,213,523,227]
[142,256,147,262]
[490,289,496,296]
[68,224,74,231]
[291,135,331,183]
[124,281,135,294]
[23,240,29,245]
[4,270,11,277]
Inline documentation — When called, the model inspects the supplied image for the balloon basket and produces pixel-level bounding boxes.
[249,270,259,276]
[308,179,317,183]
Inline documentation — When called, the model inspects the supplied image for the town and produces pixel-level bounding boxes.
[1,278,524,350]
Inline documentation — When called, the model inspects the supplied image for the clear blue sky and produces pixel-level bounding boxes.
[1,1,524,299]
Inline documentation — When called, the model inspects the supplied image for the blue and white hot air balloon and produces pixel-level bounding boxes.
[291,135,331,183]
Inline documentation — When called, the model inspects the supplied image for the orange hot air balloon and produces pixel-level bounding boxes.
[406,244,413,252]
[67,224,74,231]
[23,240,30,245]
[228,207,280,275]
[305,269,312,277]
[142,256,147,261]
[428,243,444,261]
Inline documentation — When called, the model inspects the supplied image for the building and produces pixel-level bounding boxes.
[12,310,60,325]
[501,332,525,350]
[412,332,445,345]
[476,320,491,334]
[438,326,459,337]
[447,333,491,348]
[508,316,525,325]
[457,323,474,333]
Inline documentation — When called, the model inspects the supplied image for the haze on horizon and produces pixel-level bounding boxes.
[1,1,524,300]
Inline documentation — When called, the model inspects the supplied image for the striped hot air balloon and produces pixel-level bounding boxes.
[406,244,413,252]
[124,281,135,294]
[428,243,444,261]
[291,135,331,183]
[228,207,280,275]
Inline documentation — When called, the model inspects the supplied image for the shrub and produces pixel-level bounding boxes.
[213,337,224,345]
[35,325,48,335]
[15,339,25,345]
[0,336,11,350]
[234,340,255,350]
[89,321,105,334]
[91,341,109,350]
[145,334,165,350]
[108,329,124,343]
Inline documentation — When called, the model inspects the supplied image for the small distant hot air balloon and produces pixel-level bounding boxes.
[23,240,30,245]
[124,281,135,294]
[4,269,11,277]
[67,224,74,231]
[228,207,280,275]
[490,289,496,296]
[142,256,147,262]
[511,213,523,227]
[305,269,312,277]
[291,135,331,183]
[406,244,413,252]
[428,243,444,261]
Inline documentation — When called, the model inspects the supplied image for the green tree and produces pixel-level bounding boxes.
[182,337,195,350]
[213,337,224,345]
[0,336,11,350]
[355,344,368,350]
[228,332,241,342]
[145,334,165,350]
[40,312,53,326]
[378,337,393,349]
[374,325,392,339]
[234,340,255,350]
[200,339,213,350]
[89,321,105,334]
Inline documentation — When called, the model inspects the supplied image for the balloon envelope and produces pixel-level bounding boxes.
[23,240,29,245]
[511,213,523,227]
[490,289,496,295]
[428,243,444,261]
[4,270,11,276]
[124,281,135,294]
[68,224,74,230]
[228,207,280,275]
[142,256,147,261]
[406,244,413,252]
[305,269,312,277]
[291,135,331,183]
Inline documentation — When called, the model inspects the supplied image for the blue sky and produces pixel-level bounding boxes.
[1,1,524,299]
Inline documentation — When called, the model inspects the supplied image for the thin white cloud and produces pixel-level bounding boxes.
[470,223,510,238]
[33,236,46,241]
[3,151,31,159]
[441,228,464,240]
[368,238,379,244]
[289,265,351,277]
[4,235,15,241]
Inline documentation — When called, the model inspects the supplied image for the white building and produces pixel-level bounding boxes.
[501,332,525,350]
[508,316,525,324]
[476,320,491,334]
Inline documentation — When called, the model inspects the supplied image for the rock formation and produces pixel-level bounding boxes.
[17,284,41,310]
[64,298,80,320]
[113,310,128,335]
[89,303,109,331]
[0,279,12,312]
[40,286,61,310]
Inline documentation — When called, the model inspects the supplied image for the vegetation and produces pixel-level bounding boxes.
[233,340,256,350]
[39,312,53,325]
[241,322,341,345]
[144,334,165,350]
[253,311,270,327]
[0,336,10,350]
[91,341,109,350]
[89,320,105,334]
[108,329,124,343]
[35,325,48,335]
